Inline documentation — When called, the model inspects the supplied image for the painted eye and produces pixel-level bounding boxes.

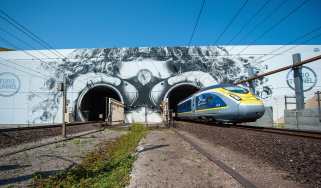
[122,81,138,106]
[150,81,166,105]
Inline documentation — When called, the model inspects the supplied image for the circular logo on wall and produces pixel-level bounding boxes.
[286,66,317,92]
[0,72,21,97]
[137,69,152,86]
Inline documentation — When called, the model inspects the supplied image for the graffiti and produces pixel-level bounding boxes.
[0,72,20,97]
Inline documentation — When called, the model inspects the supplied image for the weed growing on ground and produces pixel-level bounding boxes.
[72,138,81,145]
[33,124,148,188]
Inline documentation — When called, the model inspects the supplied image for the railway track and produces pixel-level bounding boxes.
[0,121,103,132]
[175,120,321,140]
[0,128,104,158]
[229,124,321,140]
[0,121,107,149]
[174,120,321,187]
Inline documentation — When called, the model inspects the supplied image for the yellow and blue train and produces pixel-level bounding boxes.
[176,84,265,123]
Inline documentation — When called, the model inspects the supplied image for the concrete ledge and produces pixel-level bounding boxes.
[284,109,321,131]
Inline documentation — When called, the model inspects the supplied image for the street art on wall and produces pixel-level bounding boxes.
[0,45,320,125]
[37,46,271,123]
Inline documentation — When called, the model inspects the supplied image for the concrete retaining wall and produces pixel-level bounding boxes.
[284,108,321,131]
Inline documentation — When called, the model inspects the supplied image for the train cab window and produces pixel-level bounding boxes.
[223,86,249,94]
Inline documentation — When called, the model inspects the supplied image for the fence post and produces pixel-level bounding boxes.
[292,53,305,110]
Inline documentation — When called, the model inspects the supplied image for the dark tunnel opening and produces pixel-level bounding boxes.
[167,84,199,113]
[80,86,121,121]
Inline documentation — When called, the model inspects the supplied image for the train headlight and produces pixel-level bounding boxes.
[229,94,241,101]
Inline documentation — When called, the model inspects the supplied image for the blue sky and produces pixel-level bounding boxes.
[0,0,321,49]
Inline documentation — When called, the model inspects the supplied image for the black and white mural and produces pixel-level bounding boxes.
[0,45,320,125]
[37,46,271,123]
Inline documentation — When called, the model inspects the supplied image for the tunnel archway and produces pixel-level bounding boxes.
[77,84,123,121]
[164,83,200,113]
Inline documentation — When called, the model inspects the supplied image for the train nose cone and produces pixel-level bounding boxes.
[238,105,265,122]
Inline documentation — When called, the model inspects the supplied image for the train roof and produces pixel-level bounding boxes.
[198,83,234,92]
[177,83,234,105]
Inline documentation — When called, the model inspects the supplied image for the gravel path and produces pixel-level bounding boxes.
[175,121,321,187]
[0,129,125,187]
[128,129,241,188]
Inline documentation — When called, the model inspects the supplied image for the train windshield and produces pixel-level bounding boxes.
[223,86,249,94]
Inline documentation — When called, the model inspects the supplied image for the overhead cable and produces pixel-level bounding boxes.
[214,0,249,44]
[187,0,206,46]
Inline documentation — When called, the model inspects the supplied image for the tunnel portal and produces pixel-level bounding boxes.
[166,84,200,113]
[80,86,121,121]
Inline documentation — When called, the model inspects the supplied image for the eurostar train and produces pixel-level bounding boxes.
[176,84,265,123]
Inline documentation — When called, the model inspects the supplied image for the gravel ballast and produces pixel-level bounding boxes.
[175,121,321,187]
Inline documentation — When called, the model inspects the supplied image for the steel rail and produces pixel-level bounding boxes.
[230,124,321,140]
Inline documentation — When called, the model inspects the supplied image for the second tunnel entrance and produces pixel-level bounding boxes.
[165,84,200,113]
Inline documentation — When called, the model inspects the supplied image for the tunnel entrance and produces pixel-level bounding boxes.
[165,84,199,113]
[79,85,122,121]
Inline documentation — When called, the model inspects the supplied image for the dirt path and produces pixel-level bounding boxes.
[0,129,125,187]
[128,129,304,188]
[177,129,304,188]
[128,129,241,188]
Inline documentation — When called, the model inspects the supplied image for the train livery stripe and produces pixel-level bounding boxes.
[196,106,228,112]
[212,88,262,105]
[240,101,263,105]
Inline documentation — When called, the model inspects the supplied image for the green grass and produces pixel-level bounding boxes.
[33,124,148,188]
[274,123,285,128]
[71,138,81,145]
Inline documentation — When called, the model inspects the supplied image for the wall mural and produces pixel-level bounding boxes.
[26,46,271,123]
